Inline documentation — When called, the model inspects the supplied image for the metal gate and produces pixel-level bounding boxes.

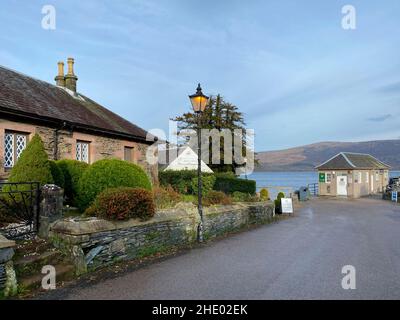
[308,183,319,197]
[0,182,40,240]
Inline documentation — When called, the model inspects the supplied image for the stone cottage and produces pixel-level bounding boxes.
[316,152,390,198]
[0,58,158,182]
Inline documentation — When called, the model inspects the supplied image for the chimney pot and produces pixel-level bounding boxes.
[67,57,75,76]
[55,61,65,87]
[65,57,78,93]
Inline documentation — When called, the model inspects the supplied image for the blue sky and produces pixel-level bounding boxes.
[1,0,399,151]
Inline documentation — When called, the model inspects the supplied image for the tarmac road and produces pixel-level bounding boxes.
[39,197,400,300]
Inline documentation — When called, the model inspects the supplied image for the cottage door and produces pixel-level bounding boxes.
[337,176,348,196]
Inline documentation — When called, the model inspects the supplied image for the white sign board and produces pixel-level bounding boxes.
[281,198,293,214]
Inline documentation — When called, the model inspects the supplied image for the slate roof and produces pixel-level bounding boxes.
[316,152,390,170]
[0,66,153,143]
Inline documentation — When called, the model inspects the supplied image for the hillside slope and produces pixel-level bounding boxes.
[256,140,400,171]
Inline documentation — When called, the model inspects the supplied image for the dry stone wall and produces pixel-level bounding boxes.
[50,202,275,275]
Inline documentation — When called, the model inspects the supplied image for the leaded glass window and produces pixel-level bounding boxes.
[76,141,90,163]
[4,132,28,168]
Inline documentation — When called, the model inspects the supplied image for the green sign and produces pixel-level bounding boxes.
[319,173,326,182]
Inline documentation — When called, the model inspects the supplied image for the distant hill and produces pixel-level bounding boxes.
[256,140,400,171]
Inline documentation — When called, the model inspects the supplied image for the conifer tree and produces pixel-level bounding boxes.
[8,134,54,185]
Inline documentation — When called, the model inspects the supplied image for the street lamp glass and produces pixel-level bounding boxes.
[189,83,209,113]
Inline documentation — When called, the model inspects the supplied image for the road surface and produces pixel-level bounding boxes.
[39,197,400,300]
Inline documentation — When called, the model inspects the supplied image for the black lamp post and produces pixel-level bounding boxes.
[189,83,209,242]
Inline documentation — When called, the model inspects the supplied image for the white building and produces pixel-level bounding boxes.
[164,146,213,173]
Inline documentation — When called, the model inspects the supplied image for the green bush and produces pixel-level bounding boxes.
[260,188,270,201]
[275,192,286,214]
[203,191,233,206]
[85,187,155,221]
[153,186,183,210]
[56,159,89,205]
[0,201,21,226]
[49,160,65,189]
[159,170,196,194]
[232,191,248,202]
[191,175,216,196]
[7,134,53,186]
[232,191,261,203]
[214,172,236,179]
[77,159,152,210]
[213,177,256,195]
[159,170,213,194]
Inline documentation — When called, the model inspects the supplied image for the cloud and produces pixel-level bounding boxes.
[367,114,392,122]
[378,82,400,93]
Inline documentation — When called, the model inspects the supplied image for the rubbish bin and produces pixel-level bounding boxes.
[299,186,310,201]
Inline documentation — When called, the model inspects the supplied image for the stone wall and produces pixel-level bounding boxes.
[50,202,275,274]
[39,185,64,238]
[0,235,17,297]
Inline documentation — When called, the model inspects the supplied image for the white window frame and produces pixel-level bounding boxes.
[365,172,369,183]
[326,173,332,184]
[358,172,362,184]
[76,141,90,163]
[4,131,28,169]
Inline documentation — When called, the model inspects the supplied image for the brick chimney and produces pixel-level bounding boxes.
[64,57,78,93]
[54,61,65,87]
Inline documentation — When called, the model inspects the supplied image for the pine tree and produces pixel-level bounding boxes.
[172,95,250,173]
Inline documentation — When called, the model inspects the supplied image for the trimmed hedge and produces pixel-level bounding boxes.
[159,170,213,194]
[56,159,89,205]
[77,159,152,210]
[191,175,216,196]
[85,187,155,221]
[49,160,65,189]
[159,170,255,196]
[214,177,256,195]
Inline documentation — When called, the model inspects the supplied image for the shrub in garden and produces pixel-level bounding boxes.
[7,134,53,186]
[203,191,233,206]
[274,192,285,214]
[49,160,65,188]
[159,170,197,194]
[159,170,214,194]
[232,191,261,203]
[56,159,89,205]
[77,159,151,210]
[191,175,216,196]
[213,176,256,195]
[260,188,270,201]
[153,186,183,210]
[85,187,155,221]
[214,171,236,179]
[232,191,247,202]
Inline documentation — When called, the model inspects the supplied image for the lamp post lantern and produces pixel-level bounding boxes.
[189,83,209,242]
